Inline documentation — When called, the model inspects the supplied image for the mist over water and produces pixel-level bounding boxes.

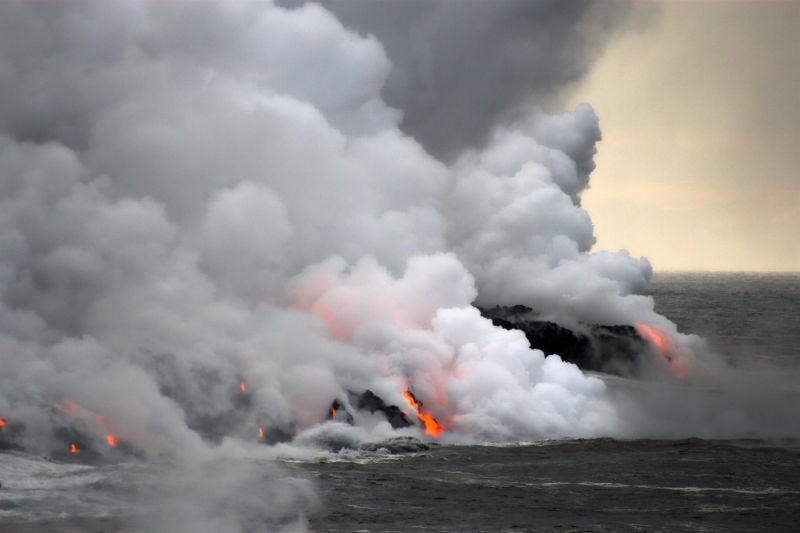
[0,1,797,531]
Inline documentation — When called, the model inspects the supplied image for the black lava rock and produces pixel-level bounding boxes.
[353,390,413,429]
[479,305,647,376]
[327,399,354,424]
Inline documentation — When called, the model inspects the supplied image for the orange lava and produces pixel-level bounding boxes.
[258,426,265,440]
[635,322,688,379]
[329,407,337,421]
[402,389,444,438]
[55,400,126,450]
[239,382,247,393]
[70,443,79,454]
[0,418,6,429]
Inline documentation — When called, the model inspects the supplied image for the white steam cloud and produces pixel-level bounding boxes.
[0,1,797,529]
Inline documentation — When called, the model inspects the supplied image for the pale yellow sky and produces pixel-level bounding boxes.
[569,0,799,272]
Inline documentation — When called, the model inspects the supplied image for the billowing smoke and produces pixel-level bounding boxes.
[0,3,796,525]
[280,0,634,160]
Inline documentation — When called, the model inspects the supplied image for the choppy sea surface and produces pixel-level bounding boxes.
[1,272,799,532]
[646,272,800,370]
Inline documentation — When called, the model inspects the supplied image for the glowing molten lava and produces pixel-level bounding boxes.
[635,322,675,363]
[0,418,6,429]
[636,323,669,352]
[635,322,689,379]
[329,407,337,421]
[239,382,247,393]
[402,389,444,438]
[55,400,129,451]
[258,426,265,440]
[70,443,79,454]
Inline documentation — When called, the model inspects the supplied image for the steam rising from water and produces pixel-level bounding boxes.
[0,1,797,530]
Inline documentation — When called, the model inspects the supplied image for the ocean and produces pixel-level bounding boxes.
[1,272,798,532]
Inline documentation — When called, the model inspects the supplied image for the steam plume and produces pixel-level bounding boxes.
[280,0,634,159]
[0,6,796,529]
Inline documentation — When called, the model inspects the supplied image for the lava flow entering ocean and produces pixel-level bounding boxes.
[634,322,691,379]
[402,389,445,438]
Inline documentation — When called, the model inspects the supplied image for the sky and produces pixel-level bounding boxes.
[569,0,800,272]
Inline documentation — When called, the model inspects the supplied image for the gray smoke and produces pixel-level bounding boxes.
[281,0,634,159]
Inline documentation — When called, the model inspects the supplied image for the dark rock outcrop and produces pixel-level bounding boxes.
[480,305,647,376]
[327,399,354,424]
[0,418,23,452]
[352,390,412,429]
[258,425,294,445]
